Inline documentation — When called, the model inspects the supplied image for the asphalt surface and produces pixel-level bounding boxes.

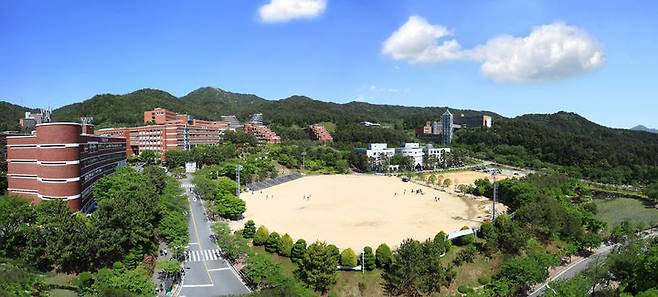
[177,175,250,297]
[529,229,658,297]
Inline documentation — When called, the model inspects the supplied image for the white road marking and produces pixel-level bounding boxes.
[204,250,210,261]
[208,267,231,272]
[182,284,214,288]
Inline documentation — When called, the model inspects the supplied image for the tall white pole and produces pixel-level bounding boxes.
[492,172,497,221]
[236,165,243,197]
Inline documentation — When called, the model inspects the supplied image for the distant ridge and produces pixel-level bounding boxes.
[631,125,658,134]
[0,87,498,129]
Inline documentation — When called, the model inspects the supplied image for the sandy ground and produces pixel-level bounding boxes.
[433,170,508,187]
[232,174,491,251]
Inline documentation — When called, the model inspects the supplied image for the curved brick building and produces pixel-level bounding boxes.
[6,123,127,212]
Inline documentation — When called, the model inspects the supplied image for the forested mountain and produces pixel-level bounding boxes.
[0,101,38,131]
[9,86,495,128]
[2,87,657,185]
[631,125,658,134]
[456,112,658,184]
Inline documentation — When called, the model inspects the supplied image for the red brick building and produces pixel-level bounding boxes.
[243,122,281,144]
[6,123,127,212]
[96,108,230,156]
[307,124,333,142]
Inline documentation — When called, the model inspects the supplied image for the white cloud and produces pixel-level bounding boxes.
[382,16,463,63]
[259,0,326,23]
[382,17,604,82]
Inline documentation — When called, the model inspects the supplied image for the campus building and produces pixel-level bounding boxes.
[243,122,281,144]
[442,109,454,145]
[454,114,493,128]
[307,124,333,142]
[395,143,425,169]
[6,123,127,212]
[96,108,230,155]
[355,143,451,171]
[19,109,52,129]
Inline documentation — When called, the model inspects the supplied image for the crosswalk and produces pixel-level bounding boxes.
[185,249,222,262]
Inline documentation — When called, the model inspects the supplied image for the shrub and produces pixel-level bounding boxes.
[362,246,376,271]
[453,245,477,266]
[340,248,358,267]
[291,239,307,263]
[375,244,393,268]
[76,271,94,289]
[278,234,294,257]
[266,232,281,253]
[477,275,491,285]
[243,220,256,239]
[457,285,473,294]
[253,226,269,246]
[327,244,340,263]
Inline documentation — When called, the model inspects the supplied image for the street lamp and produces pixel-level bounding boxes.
[236,165,243,197]
[492,170,498,221]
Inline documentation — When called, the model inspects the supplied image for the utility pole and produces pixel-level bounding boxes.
[301,151,306,171]
[236,165,243,197]
[362,248,365,274]
[492,171,498,221]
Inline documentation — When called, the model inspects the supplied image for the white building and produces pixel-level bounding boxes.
[363,143,395,160]
[395,143,425,169]
[423,144,450,163]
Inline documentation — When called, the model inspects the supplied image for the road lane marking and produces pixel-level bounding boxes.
[187,191,214,285]
[182,284,214,288]
[205,250,210,261]
[208,267,231,272]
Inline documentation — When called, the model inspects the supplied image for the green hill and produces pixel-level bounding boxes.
[1,87,656,185]
[0,101,38,131]
[456,112,658,184]
[44,86,496,128]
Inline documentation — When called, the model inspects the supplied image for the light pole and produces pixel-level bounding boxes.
[301,151,307,171]
[492,171,498,221]
[236,165,243,197]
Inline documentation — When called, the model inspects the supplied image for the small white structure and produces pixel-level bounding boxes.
[447,228,476,240]
[185,162,197,173]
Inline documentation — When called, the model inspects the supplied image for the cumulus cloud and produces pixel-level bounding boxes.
[259,0,327,23]
[382,16,463,63]
[382,17,604,82]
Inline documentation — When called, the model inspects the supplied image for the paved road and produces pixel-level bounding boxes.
[177,175,250,297]
[529,229,658,296]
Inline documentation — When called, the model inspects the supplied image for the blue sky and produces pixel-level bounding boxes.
[1,0,657,129]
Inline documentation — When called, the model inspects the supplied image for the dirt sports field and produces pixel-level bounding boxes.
[233,172,504,251]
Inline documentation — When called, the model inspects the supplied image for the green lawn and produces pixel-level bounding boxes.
[594,198,658,232]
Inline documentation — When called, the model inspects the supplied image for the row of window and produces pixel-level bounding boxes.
[81,151,125,169]
[81,142,125,153]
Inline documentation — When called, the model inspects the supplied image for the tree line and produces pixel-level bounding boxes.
[0,165,189,296]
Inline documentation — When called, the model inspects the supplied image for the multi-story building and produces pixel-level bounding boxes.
[423,144,450,162]
[19,109,52,129]
[441,109,454,145]
[249,113,264,124]
[353,143,396,167]
[395,143,425,169]
[454,114,493,128]
[221,116,243,129]
[243,122,281,144]
[6,123,127,212]
[96,108,230,155]
[307,124,333,142]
